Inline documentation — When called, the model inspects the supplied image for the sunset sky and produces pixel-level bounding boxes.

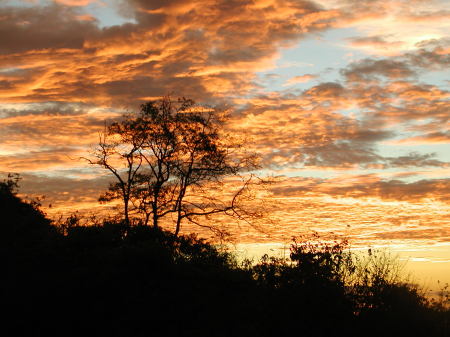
[0,0,449,286]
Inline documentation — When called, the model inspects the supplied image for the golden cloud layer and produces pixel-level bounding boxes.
[0,0,449,245]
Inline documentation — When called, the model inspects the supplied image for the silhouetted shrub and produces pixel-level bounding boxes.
[0,174,54,244]
[1,183,448,337]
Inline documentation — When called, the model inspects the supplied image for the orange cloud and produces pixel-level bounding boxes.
[75,14,96,21]
[0,0,449,247]
[394,132,450,145]
[54,0,96,6]
[284,74,317,86]
[0,0,343,106]
[347,35,404,56]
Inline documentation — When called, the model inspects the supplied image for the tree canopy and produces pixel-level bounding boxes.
[89,96,259,235]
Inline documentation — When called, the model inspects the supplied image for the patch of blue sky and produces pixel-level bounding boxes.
[0,67,23,73]
[262,166,409,183]
[299,165,445,184]
[259,164,449,187]
[84,1,136,28]
[4,0,72,8]
[255,167,327,179]
[257,27,367,93]
[258,164,367,180]
[0,0,38,7]
[336,107,362,118]
[31,167,107,179]
[378,142,450,164]
[417,69,450,90]
[0,0,135,28]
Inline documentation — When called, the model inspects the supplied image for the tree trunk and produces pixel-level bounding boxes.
[174,210,182,236]
[124,196,130,226]
[152,200,158,229]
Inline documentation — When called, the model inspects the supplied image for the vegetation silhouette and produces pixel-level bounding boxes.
[2,177,449,337]
[86,96,260,235]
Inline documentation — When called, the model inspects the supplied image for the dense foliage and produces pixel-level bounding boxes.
[1,179,449,337]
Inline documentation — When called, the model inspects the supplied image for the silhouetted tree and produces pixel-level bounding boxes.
[0,173,53,241]
[88,96,260,235]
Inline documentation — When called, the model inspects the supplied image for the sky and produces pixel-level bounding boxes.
[0,0,449,286]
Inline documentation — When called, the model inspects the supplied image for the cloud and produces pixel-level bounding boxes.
[376,227,450,242]
[397,131,450,144]
[54,0,96,6]
[0,107,106,147]
[341,58,415,82]
[332,0,450,58]
[0,5,99,54]
[0,0,449,244]
[415,37,450,50]
[270,175,450,203]
[401,9,450,23]
[75,14,96,21]
[11,171,112,214]
[326,178,450,203]
[0,101,91,118]
[303,81,347,100]
[334,33,449,73]
[406,47,450,70]
[347,35,404,55]
[0,147,83,171]
[384,152,448,168]
[284,74,317,86]
[0,103,110,173]
[230,84,403,169]
[330,46,449,153]
[0,0,340,107]
[348,35,402,48]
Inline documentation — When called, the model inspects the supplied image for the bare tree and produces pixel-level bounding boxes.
[88,96,260,235]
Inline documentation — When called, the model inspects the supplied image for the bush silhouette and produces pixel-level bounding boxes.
[0,175,54,244]
[1,179,449,337]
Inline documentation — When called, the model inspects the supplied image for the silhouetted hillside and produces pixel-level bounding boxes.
[1,179,449,337]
